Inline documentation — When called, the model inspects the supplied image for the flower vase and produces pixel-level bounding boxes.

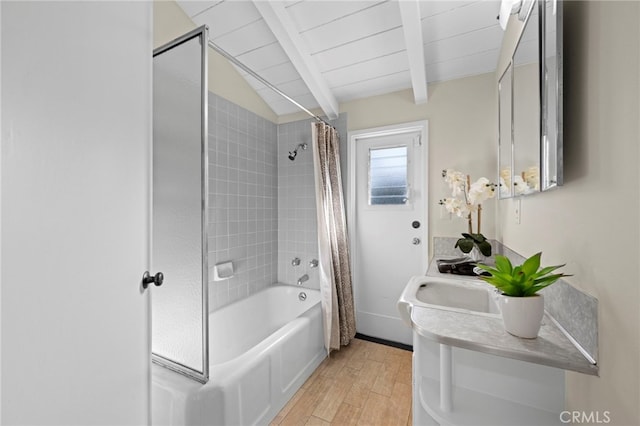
[467,246,486,263]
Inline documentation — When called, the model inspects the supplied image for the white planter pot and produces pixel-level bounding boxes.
[498,294,544,338]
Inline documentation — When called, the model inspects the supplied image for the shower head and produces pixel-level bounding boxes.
[288,143,307,161]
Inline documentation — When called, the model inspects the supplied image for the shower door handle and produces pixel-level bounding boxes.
[142,271,164,289]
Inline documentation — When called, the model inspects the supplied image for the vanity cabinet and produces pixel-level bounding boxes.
[413,335,564,426]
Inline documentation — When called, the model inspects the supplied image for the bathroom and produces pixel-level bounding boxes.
[1,1,638,425]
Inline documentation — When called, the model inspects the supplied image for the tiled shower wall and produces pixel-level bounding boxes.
[277,114,348,289]
[208,92,348,308]
[208,93,278,310]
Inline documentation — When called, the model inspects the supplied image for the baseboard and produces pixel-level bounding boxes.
[355,333,413,352]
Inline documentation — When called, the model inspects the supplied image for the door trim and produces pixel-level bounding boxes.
[347,121,429,329]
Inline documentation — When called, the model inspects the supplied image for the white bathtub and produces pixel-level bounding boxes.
[152,284,326,426]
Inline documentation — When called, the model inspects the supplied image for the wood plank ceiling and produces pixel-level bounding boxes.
[177,0,504,118]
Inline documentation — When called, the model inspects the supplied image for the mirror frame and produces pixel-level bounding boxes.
[498,62,514,199]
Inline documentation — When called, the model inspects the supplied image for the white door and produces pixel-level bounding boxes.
[350,123,428,346]
[1,2,151,424]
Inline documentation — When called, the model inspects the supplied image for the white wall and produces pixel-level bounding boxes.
[153,0,278,123]
[2,2,152,424]
[497,2,640,424]
[0,1,3,421]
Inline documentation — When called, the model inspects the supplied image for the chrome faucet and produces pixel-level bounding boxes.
[297,274,309,286]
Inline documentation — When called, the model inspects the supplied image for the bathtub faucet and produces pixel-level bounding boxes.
[297,274,309,286]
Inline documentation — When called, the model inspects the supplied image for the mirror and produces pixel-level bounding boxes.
[513,0,540,196]
[541,0,563,189]
[498,0,563,197]
[498,63,513,199]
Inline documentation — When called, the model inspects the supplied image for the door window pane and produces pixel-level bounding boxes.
[368,146,408,205]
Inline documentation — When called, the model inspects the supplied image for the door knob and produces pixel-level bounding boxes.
[142,271,164,289]
[412,238,421,245]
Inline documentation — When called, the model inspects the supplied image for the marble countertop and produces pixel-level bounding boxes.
[408,260,599,376]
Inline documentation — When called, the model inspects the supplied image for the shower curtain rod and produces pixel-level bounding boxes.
[207,39,333,128]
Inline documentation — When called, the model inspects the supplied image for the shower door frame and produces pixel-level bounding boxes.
[151,25,210,384]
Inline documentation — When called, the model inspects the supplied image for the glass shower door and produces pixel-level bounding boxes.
[152,26,209,383]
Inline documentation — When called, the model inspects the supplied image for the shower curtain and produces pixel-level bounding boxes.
[311,122,356,352]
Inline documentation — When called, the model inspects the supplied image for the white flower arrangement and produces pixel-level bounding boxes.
[439,169,497,256]
[501,166,540,196]
[500,168,512,196]
[517,166,540,194]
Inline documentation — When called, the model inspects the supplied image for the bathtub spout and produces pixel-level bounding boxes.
[297,274,309,286]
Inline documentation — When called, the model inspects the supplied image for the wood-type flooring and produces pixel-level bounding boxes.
[270,338,413,426]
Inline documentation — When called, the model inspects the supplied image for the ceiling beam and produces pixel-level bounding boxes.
[398,0,428,104]
[253,1,339,120]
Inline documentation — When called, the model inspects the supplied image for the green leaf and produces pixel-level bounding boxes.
[494,255,513,274]
[477,251,569,297]
[512,266,523,281]
[477,240,492,256]
[492,282,524,296]
[461,233,487,243]
[509,287,527,297]
[530,264,566,279]
[470,233,487,243]
[526,272,570,295]
[479,277,521,296]
[520,276,533,288]
[481,270,513,283]
[533,273,567,287]
[521,252,542,277]
[475,263,497,274]
[455,238,473,253]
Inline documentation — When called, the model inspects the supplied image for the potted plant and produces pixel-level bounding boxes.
[439,169,496,260]
[476,252,571,338]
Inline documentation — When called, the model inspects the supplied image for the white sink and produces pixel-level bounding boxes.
[397,276,500,326]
